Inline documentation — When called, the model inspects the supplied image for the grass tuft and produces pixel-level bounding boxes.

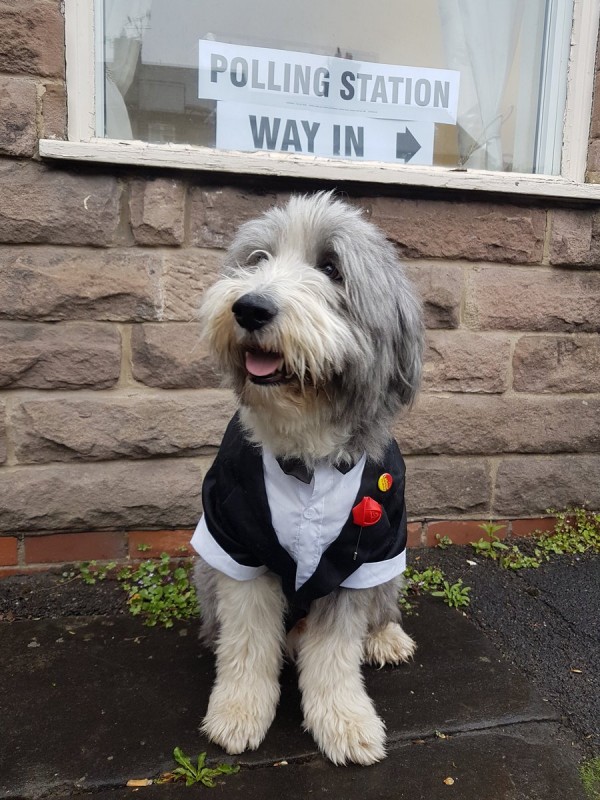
[580,757,600,800]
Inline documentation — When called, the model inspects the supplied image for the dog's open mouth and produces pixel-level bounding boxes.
[244,349,290,385]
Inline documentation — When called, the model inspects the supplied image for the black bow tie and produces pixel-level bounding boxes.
[276,457,355,484]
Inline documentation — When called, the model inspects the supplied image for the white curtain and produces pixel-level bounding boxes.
[104,0,153,139]
[438,0,524,170]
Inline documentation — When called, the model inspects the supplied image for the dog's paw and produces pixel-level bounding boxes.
[304,702,386,765]
[364,622,416,667]
[201,686,276,754]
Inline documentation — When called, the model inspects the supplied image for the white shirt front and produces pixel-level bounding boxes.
[191,449,406,590]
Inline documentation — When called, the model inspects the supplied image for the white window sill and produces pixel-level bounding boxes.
[39,138,600,202]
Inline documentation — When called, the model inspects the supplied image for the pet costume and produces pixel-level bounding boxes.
[192,414,408,627]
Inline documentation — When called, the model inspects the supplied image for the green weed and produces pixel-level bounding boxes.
[435,534,453,549]
[470,522,510,558]
[580,756,600,800]
[157,747,239,788]
[118,553,199,628]
[65,552,200,628]
[402,566,471,610]
[62,561,117,586]
[471,510,600,571]
[430,578,471,609]
[539,508,600,556]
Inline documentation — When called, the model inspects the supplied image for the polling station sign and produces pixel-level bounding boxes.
[216,102,435,164]
[199,40,459,125]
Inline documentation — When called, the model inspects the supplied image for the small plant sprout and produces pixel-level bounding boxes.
[470,522,510,560]
[479,521,506,538]
[435,534,453,549]
[400,566,471,611]
[430,578,471,609]
[136,543,152,553]
[78,561,116,585]
[157,748,239,788]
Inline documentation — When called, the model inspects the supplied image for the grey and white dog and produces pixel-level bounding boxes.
[193,191,423,765]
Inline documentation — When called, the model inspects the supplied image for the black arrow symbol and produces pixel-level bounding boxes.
[396,127,421,162]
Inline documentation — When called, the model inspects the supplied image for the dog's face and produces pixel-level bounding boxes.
[201,192,422,459]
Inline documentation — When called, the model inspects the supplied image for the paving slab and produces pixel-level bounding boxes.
[0,599,564,798]
[418,548,600,754]
[81,725,587,800]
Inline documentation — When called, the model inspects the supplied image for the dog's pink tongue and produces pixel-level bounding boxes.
[245,351,284,377]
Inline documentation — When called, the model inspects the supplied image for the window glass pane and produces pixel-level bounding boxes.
[98,0,573,175]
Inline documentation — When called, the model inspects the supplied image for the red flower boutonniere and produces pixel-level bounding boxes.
[351,497,383,560]
[352,496,382,527]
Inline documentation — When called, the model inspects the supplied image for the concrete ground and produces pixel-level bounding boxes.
[0,549,597,800]
[416,547,600,758]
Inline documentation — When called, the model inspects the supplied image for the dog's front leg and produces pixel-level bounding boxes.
[297,590,386,765]
[202,571,286,754]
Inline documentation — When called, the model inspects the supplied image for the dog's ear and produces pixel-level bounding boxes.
[366,232,423,409]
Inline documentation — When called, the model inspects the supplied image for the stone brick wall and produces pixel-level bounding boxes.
[0,2,599,571]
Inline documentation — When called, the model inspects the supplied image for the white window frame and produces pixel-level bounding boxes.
[40,0,600,201]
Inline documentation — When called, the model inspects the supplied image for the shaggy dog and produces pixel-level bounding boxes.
[191,192,423,765]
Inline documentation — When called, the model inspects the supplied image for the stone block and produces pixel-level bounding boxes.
[131,323,220,388]
[404,262,463,329]
[395,394,600,456]
[0,161,120,246]
[190,186,289,248]
[493,455,600,516]
[0,459,205,532]
[466,265,600,331]
[129,178,185,245]
[0,77,37,157]
[423,330,511,392]
[41,82,66,140]
[370,197,546,264]
[0,0,65,78]
[405,456,492,516]
[0,247,162,321]
[12,390,236,464]
[0,322,121,389]
[161,249,222,320]
[513,334,600,392]
[548,209,600,268]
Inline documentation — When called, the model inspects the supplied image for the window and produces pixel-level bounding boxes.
[41,0,600,198]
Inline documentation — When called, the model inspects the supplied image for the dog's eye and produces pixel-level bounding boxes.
[317,256,342,283]
[246,250,270,267]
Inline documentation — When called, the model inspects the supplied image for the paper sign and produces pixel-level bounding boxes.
[200,40,459,125]
[216,102,435,165]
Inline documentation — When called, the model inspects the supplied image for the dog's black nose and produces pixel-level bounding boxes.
[232,293,278,331]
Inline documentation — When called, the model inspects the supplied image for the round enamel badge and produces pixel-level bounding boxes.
[377,472,393,492]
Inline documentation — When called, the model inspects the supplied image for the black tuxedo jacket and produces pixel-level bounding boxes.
[202,414,407,626]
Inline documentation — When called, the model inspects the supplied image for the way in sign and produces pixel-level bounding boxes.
[250,116,367,158]
[216,102,435,165]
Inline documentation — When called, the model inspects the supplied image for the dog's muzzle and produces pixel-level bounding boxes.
[232,293,278,332]
[232,293,289,385]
